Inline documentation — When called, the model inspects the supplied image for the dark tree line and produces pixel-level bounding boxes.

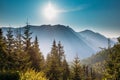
[0,25,44,71]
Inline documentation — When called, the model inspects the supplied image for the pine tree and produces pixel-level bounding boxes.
[105,37,120,79]
[62,56,70,80]
[30,36,44,71]
[45,40,68,80]
[45,53,51,75]
[6,27,14,54]
[58,41,67,79]
[6,27,16,69]
[13,28,31,70]
[22,22,33,69]
[58,41,64,66]
[0,28,8,70]
[22,23,32,51]
[72,55,81,80]
[46,40,61,80]
[14,28,22,51]
[51,40,59,58]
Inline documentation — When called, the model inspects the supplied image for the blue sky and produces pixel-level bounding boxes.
[0,0,120,38]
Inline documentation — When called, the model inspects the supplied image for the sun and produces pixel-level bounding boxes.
[43,3,57,20]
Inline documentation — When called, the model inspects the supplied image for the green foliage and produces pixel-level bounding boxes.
[105,38,120,79]
[22,25,45,71]
[12,28,31,70]
[45,40,69,80]
[82,49,109,65]
[0,71,19,80]
[27,47,42,71]
[31,36,45,71]
[0,27,31,71]
[45,54,61,80]
[71,55,81,80]
[11,51,31,70]
[3,26,120,80]
[62,57,70,80]
[82,38,120,80]
[45,40,60,80]
[6,27,15,54]
[0,28,8,70]
[20,69,47,80]
[22,24,32,50]
[5,28,15,69]
[92,61,105,79]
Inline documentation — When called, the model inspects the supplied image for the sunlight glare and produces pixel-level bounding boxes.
[43,3,57,20]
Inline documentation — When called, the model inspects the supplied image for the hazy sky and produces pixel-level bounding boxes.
[0,0,120,38]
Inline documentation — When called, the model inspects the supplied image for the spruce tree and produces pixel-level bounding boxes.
[6,27,15,69]
[72,55,81,80]
[46,40,61,80]
[31,36,44,71]
[62,56,70,80]
[22,22,33,69]
[22,23,32,51]
[58,41,66,79]
[13,28,31,70]
[6,27,14,54]
[0,28,8,70]
[14,28,22,51]
[106,37,120,79]
[51,40,59,58]
[45,40,68,80]
[58,41,64,65]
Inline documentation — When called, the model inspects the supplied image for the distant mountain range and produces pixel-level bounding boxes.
[1,25,116,61]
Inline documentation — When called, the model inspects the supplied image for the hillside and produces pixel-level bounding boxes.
[1,25,115,60]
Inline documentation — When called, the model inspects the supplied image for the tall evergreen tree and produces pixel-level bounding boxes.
[58,41,67,79]
[51,40,59,58]
[22,22,32,51]
[105,37,120,79]
[62,56,70,80]
[58,41,64,65]
[30,36,44,71]
[46,40,61,80]
[0,28,8,70]
[72,55,81,80]
[6,27,14,54]
[22,22,33,69]
[6,27,16,69]
[13,28,31,70]
[14,28,22,51]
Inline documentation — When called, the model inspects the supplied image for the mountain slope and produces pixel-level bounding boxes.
[78,30,115,52]
[29,25,95,60]
[1,25,116,61]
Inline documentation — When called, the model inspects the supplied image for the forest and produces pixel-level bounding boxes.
[0,25,120,80]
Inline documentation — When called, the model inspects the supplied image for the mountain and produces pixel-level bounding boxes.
[1,25,116,61]
[78,30,115,52]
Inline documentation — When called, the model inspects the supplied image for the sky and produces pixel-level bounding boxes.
[0,0,120,38]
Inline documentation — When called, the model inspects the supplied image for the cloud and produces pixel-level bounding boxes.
[57,6,84,13]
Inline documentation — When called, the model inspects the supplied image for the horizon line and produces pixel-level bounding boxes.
[0,24,119,38]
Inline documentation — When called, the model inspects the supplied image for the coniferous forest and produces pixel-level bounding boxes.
[0,25,120,80]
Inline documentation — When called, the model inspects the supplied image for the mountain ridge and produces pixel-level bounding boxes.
[1,24,116,61]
